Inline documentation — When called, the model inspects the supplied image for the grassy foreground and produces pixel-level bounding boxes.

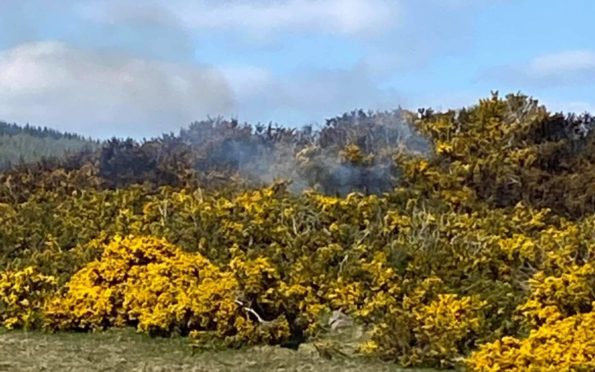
[0,328,440,372]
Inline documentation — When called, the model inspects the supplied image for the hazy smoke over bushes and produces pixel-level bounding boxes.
[180,109,431,195]
[1,107,432,196]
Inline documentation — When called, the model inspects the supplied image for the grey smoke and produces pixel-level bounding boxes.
[187,110,430,195]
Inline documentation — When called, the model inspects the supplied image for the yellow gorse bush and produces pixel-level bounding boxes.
[466,309,595,371]
[516,264,595,328]
[1,182,592,368]
[410,294,487,366]
[0,266,56,329]
[44,236,290,346]
[358,276,488,367]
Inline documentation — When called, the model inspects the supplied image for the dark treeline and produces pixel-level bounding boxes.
[0,121,91,141]
[0,121,98,170]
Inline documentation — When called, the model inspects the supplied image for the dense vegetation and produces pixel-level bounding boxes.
[0,93,593,370]
[0,121,97,170]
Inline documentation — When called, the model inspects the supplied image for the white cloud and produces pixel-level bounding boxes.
[80,0,400,39]
[220,65,274,100]
[482,50,595,87]
[219,63,403,125]
[0,41,404,137]
[529,50,595,77]
[0,39,406,138]
[0,41,234,138]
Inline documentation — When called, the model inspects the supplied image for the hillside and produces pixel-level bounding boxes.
[0,93,594,370]
[0,122,98,169]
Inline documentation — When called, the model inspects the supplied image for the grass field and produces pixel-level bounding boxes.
[0,328,443,371]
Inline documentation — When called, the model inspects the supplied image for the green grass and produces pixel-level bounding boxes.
[0,328,442,371]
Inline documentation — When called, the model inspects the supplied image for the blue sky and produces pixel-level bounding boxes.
[0,0,594,138]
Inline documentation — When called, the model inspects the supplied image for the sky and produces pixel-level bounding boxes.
[0,0,594,138]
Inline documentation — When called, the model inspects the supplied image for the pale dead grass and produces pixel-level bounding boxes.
[0,328,440,372]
